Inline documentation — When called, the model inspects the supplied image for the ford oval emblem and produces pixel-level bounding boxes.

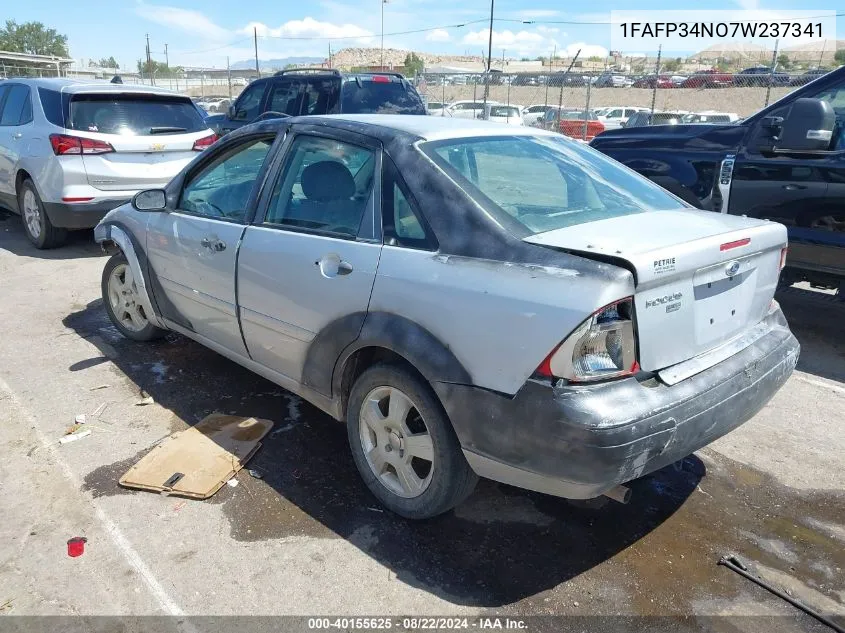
[726,261,741,276]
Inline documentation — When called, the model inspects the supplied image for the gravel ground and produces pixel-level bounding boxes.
[0,211,842,631]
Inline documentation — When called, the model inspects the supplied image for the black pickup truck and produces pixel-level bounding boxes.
[591,66,845,297]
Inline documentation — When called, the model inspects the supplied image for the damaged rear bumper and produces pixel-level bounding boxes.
[436,306,799,499]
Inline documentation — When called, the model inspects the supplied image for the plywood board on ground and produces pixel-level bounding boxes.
[119,414,274,499]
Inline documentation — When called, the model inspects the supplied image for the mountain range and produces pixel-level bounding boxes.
[230,56,323,70]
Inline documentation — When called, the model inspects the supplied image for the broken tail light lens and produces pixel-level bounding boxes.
[779,247,788,271]
[536,298,639,382]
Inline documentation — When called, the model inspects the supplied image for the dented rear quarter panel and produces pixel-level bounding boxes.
[369,246,634,395]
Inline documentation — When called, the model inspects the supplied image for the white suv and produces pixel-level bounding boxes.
[0,79,216,248]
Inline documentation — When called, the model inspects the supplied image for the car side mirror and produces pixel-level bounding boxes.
[132,189,167,212]
[228,105,236,119]
[775,98,835,151]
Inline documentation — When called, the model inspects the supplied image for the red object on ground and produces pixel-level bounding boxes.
[67,537,87,557]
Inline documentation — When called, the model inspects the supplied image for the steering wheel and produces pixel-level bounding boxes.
[254,111,292,122]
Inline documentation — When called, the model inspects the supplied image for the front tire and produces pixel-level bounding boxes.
[18,179,67,249]
[101,252,166,342]
[347,364,478,519]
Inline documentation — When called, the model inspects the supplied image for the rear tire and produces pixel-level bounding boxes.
[18,179,67,249]
[101,252,166,342]
[347,363,478,519]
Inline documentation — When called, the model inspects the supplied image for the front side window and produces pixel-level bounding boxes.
[180,136,274,221]
[0,85,31,126]
[422,135,683,235]
[232,82,266,121]
[265,135,376,238]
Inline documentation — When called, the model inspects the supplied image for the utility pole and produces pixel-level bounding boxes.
[145,34,154,85]
[254,27,260,78]
[381,0,388,69]
[328,42,332,69]
[226,56,232,98]
[482,0,494,107]
[544,44,555,106]
[502,49,505,70]
[164,43,169,68]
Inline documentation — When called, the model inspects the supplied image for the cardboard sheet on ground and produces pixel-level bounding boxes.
[119,414,274,499]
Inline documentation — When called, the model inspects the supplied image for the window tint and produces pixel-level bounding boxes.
[340,78,425,114]
[232,81,265,121]
[528,105,545,113]
[0,85,30,126]
[267,78,338,116]
[266,135,375,237]
[180,137,274,221]
[68,95,206,135]
[38,88,64,126]
[489,106,519,118]
[422,136,683,235]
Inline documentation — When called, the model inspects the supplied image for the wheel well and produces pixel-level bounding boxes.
[338,346,427,418]
[15,170,33,198]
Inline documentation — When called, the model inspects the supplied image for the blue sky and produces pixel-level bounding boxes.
[12,0,844,69]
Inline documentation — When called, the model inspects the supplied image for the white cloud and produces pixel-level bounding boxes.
[134,2,230,40]
[241,17,373,42]
[462,28,558,56]
[734,0,760,9]
[425,29,451,42]
[536,26,559,35]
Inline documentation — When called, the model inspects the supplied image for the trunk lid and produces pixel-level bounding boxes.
[524,209,787,371]
[74,130,203,191]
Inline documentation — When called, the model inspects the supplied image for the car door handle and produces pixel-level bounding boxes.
[316,254,353,278]
[783,184,807,191]
[200,237,226,252]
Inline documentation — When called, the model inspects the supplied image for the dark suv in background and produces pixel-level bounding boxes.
[206,69,425,135]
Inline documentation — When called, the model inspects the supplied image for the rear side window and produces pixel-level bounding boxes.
[0,85,31,126]
[267,77,338,116]
[39,88,65,126]
[67,94,206,135]
[341,78,425,114]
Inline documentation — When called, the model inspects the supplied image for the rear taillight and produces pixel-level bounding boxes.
[49,134,114,155]
[192,133,218,151]
[536,298,639,382]
[779,247,788,271]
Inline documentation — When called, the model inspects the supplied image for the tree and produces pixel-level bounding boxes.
[587,55,602,62]
[99,56,119,69]
[137,59,182,78]
[834,49,845,65]
[0,20,69,56]
[777,54,792,70]
[403,52,424,76]
[662,57,682,72]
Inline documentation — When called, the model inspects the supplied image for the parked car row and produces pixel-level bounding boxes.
[422,67,837,89]
[0,70,427,249]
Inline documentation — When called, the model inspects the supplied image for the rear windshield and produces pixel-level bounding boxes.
[341,79,425,114]
[421,135,683,234]
[66,94,206,135]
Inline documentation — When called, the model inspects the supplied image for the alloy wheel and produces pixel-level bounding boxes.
[358,386,434,498]
[22,190,42,240]
[107,263,150,332]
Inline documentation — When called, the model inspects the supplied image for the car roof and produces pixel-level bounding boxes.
[10,77,186,96]
[300,114,561,141]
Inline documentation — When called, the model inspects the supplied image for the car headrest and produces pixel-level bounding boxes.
[301,161,355,202]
